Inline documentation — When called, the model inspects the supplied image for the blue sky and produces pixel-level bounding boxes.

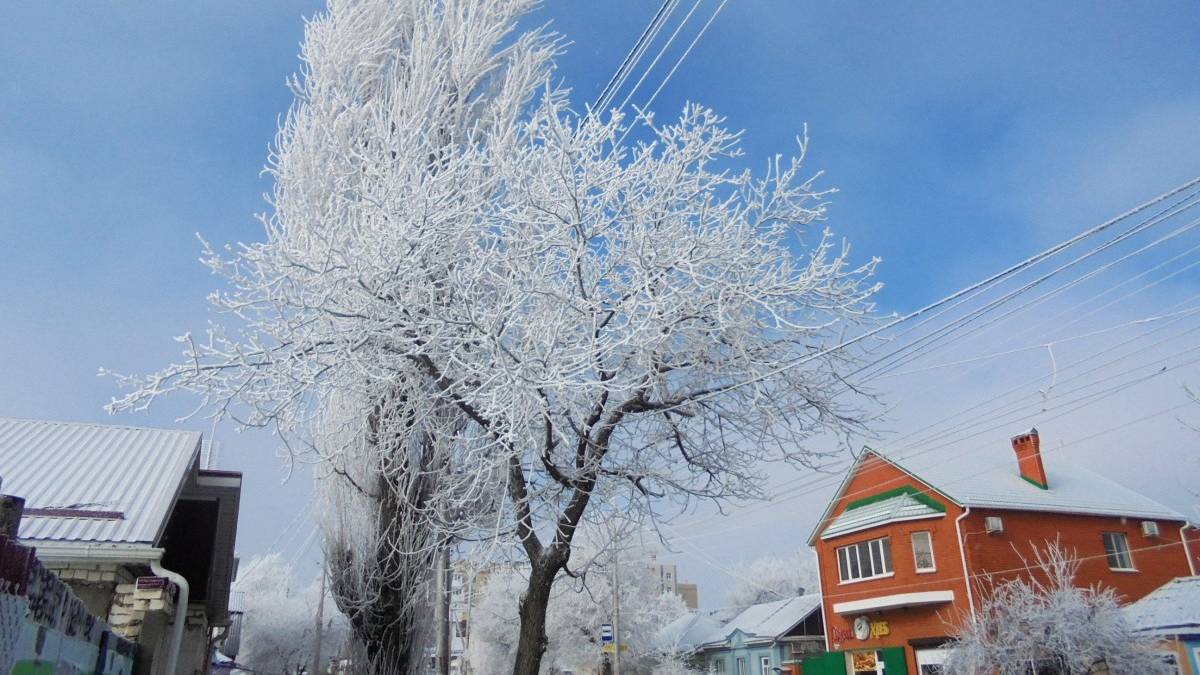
[2,2,1198,603]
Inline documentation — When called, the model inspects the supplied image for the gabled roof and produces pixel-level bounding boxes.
[821,487,945,540]
[878,446,1183,521]
[1125,576,1200,637]
[809,444,1184,544]
[700,595,822,648]
[657,610,725,653]
[0,417,202,545]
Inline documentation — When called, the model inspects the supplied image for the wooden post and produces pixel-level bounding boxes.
[0,494,25,539]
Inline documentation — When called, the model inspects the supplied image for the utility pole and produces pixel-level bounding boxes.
[612,554,621,675]
[435,546,452,675]
[311,559,326,675]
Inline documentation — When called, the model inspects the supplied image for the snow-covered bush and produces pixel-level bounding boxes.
[944,544,1172,675]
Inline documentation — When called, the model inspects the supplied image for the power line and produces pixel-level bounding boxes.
[639,177,1200,420]
[1034,242,1200,344]
[614,0,706,113]
[592,0,678,113]
[662,396,1195,546]
[847,193,1200,386]
[648,205,1200,535]
[875,304,1200,380]
[634,0,730,116]
[664,310,1200,545]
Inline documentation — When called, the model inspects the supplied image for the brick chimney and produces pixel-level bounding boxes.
[1011,428,1048,489]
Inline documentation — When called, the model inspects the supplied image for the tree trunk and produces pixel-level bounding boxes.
[511,559,560,675]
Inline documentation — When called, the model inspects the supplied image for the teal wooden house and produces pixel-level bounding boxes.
[699,595,825,674]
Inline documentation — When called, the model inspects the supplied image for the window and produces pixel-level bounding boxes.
[912,531,936,572]
[837,536,893,582]
[760,656,771,675]
[710,659,726,674]
[1102,532,1134,570]
[736,657,747,675]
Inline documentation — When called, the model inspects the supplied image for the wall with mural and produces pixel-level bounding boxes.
[0,537,136,675]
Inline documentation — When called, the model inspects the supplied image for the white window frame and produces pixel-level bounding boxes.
[760,655,771,675]
[836,536,894,583]
[911,530,936,573]
[1102,532,1136,571]
[736,657,747,675]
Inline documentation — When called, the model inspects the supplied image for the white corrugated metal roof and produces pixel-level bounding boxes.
[658,610,724,653]
[875,447,1184,521]
[0,417,201,545]
[1126,576,1200,636]
[821,491,944,540]
[700,595,822,647]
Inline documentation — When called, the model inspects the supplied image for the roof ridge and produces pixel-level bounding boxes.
[870,444,1184,521]
[0,416,202,436]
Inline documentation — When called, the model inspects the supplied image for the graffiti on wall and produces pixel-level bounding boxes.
[0,537,136,675]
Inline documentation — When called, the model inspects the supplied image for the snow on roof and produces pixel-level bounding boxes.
[1125,576,1200,636]
[0,417,201,545]
[700,595,822,647]
[873,446,1183,522]
[657,610,724,653]
[821,489,945,540]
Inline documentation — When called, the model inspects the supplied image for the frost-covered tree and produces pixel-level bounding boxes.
[237,554,347,675]
[467,548,687,674]
[651,653,705,675]
[944,544,1171,675]
[314,392,469,671]
[106,0,880,672]
[727,553,819,611]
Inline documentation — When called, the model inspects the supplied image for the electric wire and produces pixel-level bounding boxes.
[592,0,678,113]
[846,194,1200,387]
[614,0,706,114]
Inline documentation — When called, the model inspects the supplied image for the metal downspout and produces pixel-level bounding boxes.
[1181,523,1197,576]
[151,560,190,675]
[954,506,975,617]
[810,546,830,652]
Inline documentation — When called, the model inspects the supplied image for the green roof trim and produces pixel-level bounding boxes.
[844,484,947,514]
[1020,474,1049,490]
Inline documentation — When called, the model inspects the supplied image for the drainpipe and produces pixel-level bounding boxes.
[809,546,830,653]
[30,545,189,675]
[954,507,975,617]
[151,560,190,675]
[1181,524,1197,576]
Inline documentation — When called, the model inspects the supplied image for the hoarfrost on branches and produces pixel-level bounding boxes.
[727,553,819,612]
[106,0,880,670]
[944,543,1173,675]
[466,547,687,675]
[650,653,706,675]
[237,554,346,675]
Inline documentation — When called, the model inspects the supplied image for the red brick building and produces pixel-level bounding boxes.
[805,429,1198,675]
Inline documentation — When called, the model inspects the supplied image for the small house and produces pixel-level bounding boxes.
[698,595,824,675]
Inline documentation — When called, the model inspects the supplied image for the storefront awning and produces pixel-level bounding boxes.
[832,590,955,614]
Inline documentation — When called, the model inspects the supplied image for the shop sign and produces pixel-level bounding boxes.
[852,616,890,640]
